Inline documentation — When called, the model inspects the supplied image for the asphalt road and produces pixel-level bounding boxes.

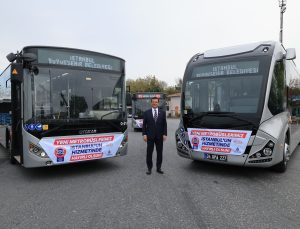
[1,118,300,229]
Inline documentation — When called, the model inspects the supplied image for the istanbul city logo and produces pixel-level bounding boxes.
[54,147,67,162]
[191,137,200,149]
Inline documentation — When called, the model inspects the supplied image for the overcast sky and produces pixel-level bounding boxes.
[0,0,299,85]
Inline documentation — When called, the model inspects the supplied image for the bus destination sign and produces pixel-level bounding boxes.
[192,61,259,78]
[38,49,121,71]
[136,94,162,99]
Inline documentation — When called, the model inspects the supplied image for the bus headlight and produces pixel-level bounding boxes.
[29,142,49,158]
[176,125,190,153]
[119,134,128,148]
[249,141,275,159]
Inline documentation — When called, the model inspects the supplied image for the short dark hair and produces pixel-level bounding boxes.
[151,97,159,102]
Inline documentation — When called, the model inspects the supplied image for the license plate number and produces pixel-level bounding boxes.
[204,153,227,162]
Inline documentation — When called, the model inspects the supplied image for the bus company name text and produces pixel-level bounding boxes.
[47,56,113,70]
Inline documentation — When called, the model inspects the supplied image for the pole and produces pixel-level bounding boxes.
[279,0,287,44]
[279,8,283,43]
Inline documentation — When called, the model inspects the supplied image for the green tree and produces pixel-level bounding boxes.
[126,75,166,93]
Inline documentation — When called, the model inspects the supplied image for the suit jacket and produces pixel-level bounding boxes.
[142,108,167,139]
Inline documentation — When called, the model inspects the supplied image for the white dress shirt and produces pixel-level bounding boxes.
[152,108,158,119]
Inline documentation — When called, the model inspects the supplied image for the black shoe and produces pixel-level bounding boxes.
[146,170,151,175]
[156,169,164,174]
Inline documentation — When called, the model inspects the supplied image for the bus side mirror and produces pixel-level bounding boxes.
[5,79,11,88]
[285,48,296,60]
[6,53,17,62]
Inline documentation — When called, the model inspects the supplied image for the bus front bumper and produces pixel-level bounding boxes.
[23,142,128,168]
[177,147,277,168]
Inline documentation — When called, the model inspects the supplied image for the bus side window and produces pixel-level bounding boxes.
[0,66,12,100]
[286,60,300,121]
[268,61,285,115]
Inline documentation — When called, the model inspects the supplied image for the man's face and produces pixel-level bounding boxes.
[151,99,159,109]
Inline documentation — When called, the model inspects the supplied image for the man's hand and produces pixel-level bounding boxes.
[163,135,167,141]
[143,135,147,142]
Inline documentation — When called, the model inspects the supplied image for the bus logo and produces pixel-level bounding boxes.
[78,129,97,135]
[54,147,67,162]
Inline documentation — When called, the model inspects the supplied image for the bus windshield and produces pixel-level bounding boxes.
[133,99,151,117]
[24,67,124,122]
[184,59,268,115]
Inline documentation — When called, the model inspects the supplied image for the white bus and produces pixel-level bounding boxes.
[176,41,300,172]
[0,46,128,167]
[131,92,166,131]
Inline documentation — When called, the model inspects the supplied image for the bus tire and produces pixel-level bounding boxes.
[273,136,289,173]
[9,149,17,165]
[7,138,16,165]
[5,133,10,149]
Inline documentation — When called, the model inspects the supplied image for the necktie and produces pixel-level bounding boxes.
[154,109,158,122]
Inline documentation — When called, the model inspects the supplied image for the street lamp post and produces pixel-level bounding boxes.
[278,0,287,44]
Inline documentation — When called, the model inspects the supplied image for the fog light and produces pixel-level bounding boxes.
[178,142,183,148]
[256,152,262,158]
[40,152,46,157]
[263,148,273,156]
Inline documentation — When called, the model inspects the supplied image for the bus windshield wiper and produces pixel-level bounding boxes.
[28,113,59,121]
[188,112,235,123]
[218,113,258,129]
[188,112,257,129]
[100,110,122,120]
[40,123,66,137]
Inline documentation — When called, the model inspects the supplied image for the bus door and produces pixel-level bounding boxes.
[10,63,24,163]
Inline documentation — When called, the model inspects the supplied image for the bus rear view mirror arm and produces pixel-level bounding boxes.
[6,78,10,88]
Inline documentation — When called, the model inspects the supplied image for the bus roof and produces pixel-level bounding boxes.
[188,41,280,66]
[203,41,276,58]
[22,46,125,62]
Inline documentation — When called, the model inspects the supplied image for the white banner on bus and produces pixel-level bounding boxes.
[187,128,252,155]
[39,134,124,164]
[135,119,143,128]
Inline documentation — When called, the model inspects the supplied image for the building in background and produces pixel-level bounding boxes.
[167,93,181,118]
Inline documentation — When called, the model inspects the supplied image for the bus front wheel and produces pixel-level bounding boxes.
[273,136,289,173]
[7,137,16,165]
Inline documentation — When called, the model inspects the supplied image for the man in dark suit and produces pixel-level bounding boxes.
[142,97,167,175]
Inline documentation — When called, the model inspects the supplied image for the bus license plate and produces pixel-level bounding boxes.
[204,153,227,162]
